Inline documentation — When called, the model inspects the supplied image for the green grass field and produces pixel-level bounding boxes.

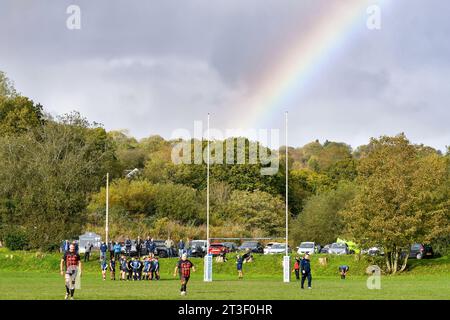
[1,249,449,300]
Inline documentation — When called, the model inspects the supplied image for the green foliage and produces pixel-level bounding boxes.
[0,112,117,250]
[0,71,17,97]
[216,190,286,237]
[290,140,353,173]
[0,95,44,136]
[291,181,357,245]
[4,229,29,251]
[341,134,450,274]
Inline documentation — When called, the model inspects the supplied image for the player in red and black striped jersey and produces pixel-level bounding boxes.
[60,243,82,300]
[173,253,196,295]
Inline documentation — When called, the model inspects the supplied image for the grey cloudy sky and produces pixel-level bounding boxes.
[0,0,449,151]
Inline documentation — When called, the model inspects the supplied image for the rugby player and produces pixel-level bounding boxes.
[119,255,128,281]
[60,243,82,300]
[173,253,195,295]
[101,259,108,281]
[131,257,142,281]
[142,256,151,280]
[110,257,116,280]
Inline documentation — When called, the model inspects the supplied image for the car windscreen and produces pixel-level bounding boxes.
[272,244,285,249]
[300,243,314,248]
[331,243,345,248]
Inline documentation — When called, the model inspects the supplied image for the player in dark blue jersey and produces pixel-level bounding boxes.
[339,265,349,279]
[119,255,128,281]
[236,254,244,279]
[142,256,151,280]
[131,257,142,281]
[127,258,133,280]
[109,257,116,280]
[101,259,108,281]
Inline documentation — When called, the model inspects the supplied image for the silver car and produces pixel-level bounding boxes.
[328,243,349,255]
[297,242,316,255]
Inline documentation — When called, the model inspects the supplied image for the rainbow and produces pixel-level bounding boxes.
[230,0,381,129]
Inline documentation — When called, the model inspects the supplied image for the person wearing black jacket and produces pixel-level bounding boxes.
[127,258,133,280]
[136,236,142,258]
[144,236,151,254]
[300,254,312,289]
[108,241,114,259]
[125,238,132,258]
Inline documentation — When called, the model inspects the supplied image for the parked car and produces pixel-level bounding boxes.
[367,247,384,256]
[264,243,291,255]
[297,242,316,255]
[189,240,207,257]
[328,242,349,255]
[263,242,279,254]
[409,243,433,259]
[152,240,176,258]
[222,242,238,252]
[319,244,331,254]
[208,243,228,256]
[238,241,264,254]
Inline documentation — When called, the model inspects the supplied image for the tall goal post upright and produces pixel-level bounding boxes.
[105,172,109,246]
[204,113,213,282]
[283,112,290,283]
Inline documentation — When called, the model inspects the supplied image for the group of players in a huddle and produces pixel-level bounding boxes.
[101,254,160,281]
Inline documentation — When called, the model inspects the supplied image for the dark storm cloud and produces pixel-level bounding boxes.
[0,0,448,151]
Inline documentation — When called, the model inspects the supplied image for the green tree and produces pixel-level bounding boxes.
[291,181,356,245]
[0,71,17,97]
[217,190,286,237]
[0,95,44,136]
[341,134,449,274]
[0,112,116,249]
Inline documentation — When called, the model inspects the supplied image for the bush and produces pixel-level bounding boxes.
[4,230,29,251]
[433,238,450,257]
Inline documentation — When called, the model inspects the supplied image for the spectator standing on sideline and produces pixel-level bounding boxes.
[186,238,191,257]
[63,240,70,253]
[165,237,174,257]
[125,237,132,258]
[84,242,92,262]
[149,238,156,255]
[108,241,114,259]
[145,236,151,255]
[73,241,79,255]
[113,242,122,261]
[292,256,300,280]
[100,242,107,261]
[178,239,185,257]
[300,254,312,289]
[136,236,142,258]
